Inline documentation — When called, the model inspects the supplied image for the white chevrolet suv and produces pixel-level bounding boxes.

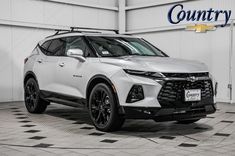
[24,28,216,131]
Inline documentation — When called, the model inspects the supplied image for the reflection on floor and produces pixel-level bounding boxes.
[0,102,235,156]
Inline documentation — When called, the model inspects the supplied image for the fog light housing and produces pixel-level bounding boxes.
[126,85,144,103]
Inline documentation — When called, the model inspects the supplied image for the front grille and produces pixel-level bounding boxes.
[162,72,209,78]
[157,80,213,108]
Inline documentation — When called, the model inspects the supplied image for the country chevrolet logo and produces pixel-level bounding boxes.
[186,24,216,33]
[168,4,232,33]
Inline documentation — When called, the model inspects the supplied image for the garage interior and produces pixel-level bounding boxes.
[0,0,235,155]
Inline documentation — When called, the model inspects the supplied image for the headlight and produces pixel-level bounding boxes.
[123,69,165,79]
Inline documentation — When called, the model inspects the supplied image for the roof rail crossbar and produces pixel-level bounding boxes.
[46,29,70,38]
[70,27,118,34]
[54,29,70,35]
[47,27,119,38]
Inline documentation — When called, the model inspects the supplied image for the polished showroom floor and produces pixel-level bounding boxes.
[0,102,235,156]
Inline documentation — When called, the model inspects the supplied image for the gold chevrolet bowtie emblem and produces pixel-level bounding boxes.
[186,24,216,33]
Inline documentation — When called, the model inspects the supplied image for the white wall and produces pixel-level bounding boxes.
[0,0,234,103]
[126,0,235,31]
[232,22,235,103]
[0,0,117,102]
[125,0,235,103]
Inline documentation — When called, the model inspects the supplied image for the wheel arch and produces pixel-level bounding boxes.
[86,75,120,108]
[24,71,38,87]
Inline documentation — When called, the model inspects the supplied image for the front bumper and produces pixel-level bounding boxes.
[121,104,216,121]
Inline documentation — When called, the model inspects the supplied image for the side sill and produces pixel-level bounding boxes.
[40,90,87,108]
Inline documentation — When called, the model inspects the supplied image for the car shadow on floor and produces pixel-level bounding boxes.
[45,105,213,137]
[46,105,94,125]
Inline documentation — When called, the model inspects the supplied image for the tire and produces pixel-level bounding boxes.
[24,78,49,113]
[88,83,125,132]
[177,119,200,124]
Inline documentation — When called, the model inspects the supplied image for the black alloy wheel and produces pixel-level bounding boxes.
[24,78,48,113]
[90,88,111,126]
[89,83,125,132]
[25,79,37,111]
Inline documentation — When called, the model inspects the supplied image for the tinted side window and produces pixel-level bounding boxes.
[47,39,66,56]
[65,37,95,57]
[40,40,52,55]
[41,41,51,50]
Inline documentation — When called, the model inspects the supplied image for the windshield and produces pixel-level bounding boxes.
[87,36,167,57]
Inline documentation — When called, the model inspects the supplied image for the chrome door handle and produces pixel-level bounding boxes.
[59,63,65,67]
[37,59,43,63]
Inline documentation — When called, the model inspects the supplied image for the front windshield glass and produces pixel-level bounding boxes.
[87,36,166,57]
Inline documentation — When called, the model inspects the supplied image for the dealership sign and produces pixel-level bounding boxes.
[168,4,232,32]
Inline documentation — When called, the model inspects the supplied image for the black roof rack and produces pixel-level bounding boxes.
[70,27,119,34]
[54,29,70,35]
[47,27,119,38]
[45,29,70,38]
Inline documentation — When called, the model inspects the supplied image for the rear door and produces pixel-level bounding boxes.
[34,38,65,92]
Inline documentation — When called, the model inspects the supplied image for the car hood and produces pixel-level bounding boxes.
[99,56,208,73]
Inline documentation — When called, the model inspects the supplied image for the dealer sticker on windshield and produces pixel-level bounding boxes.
[185,89,201,102]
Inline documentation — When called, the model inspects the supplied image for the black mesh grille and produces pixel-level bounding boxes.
[163,72,209,78]
[157,80,213,108]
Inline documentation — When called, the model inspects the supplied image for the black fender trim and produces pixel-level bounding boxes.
[24,71,38,87]
[86,75,124,114]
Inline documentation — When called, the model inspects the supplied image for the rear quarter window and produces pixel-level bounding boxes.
[41,40,51,50]
[40,40,52,55]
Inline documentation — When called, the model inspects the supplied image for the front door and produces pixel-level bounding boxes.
[56,36,92,99]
